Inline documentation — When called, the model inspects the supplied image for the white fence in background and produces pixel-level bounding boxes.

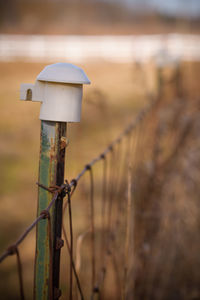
[0,34,200,63]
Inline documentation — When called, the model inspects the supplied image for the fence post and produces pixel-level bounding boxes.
[20,63,90,299]
[35,121,66,300]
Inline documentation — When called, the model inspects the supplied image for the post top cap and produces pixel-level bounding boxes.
[37,63,91,85]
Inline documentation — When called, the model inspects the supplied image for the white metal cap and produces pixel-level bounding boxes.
[37,63,91,85]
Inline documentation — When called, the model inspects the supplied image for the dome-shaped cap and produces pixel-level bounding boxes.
[37,63,91,85]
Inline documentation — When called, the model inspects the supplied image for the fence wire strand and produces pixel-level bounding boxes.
[62,224,85,300]
[86,166,96,295]
[6,245,25,300]
[0,99,157,299]
[67,189,74,300]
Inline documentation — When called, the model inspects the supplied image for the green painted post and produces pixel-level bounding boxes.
[34,121,67,300]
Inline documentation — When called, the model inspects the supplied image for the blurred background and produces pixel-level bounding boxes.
[0,0,200,299]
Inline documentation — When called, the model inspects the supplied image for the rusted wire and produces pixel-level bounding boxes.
[86,165,96,294]
[16,248,25,300]
[93,156,108,297]
[66,185,74,300]
[0,100,156,264]
[62,225,85,300]
[62,179,78,214]
[0,215,42,263]
[69,100,156,188]
[106,149,116,242]
[7,245,25,300]
[0,184,64,300]
[101,157,107,273]
[38,181,84,299]
[0,100,157,300]
[111,142,122,205]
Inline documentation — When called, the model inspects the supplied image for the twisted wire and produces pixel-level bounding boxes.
[0,100,157,299]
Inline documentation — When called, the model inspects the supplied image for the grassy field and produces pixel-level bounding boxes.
[0,60,200,299]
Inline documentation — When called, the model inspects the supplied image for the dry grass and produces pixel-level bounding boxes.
[0,60,200,299]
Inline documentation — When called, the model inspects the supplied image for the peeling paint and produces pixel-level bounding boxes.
[34,121,66,300]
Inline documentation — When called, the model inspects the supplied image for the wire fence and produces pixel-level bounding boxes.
[1,58,200,300]
[0,96,158,300]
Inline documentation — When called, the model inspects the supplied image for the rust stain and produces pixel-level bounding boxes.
[35,122,66,299]
[56,238,64,250]
[50,138,56,161]
[60,136,68,150]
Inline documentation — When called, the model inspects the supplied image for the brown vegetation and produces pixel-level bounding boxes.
[0,60,200,299]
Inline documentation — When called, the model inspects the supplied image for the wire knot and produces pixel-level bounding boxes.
[85,164,91,170]
[7,245,17,255]
[37,182,54,193]
[49,185,64,195]
[37,182,67,197]
[100,153,105,159]
[108,145,113,152]
[40,210,50,219]
[64,180,71,193]
[70,178,77,189]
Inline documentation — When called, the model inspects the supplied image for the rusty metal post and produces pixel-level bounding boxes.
[34,121,66,300]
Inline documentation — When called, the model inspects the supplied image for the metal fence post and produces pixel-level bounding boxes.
[35,121,66,299]
[20,63,90,299]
